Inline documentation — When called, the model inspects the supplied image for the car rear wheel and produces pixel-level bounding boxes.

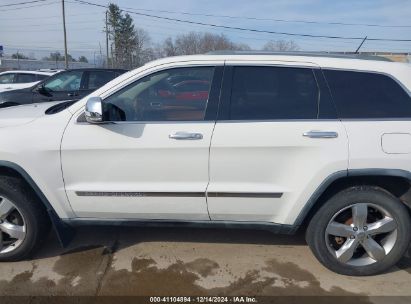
[306,186,411,276]
[0,176,50,261]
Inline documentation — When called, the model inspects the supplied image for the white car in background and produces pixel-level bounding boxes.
[0,70,56,93]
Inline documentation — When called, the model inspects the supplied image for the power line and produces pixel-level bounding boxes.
[0,11,98,20]
[5,44,98,51]
[0,20,101,28]
[0,0,49,8]
[71,0,411,42]
[0,0,59,12]
[3,27,102,32]
[120,5,411,29]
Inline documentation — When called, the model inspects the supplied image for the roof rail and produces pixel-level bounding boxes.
[206,50,393,62]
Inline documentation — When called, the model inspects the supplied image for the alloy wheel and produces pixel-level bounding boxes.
[325,203,398,266]
[0,196,26,254]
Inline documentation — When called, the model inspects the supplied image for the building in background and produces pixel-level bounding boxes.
[0,58,94,72]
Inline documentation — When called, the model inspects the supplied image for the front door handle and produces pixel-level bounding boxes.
[303,131,338,138]
[67,92,78,97]
[169,132,203,140]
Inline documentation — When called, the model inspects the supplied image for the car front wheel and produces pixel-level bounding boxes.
[0,176,50,261]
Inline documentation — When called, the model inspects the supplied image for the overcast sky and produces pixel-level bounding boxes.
[1,0,411,61]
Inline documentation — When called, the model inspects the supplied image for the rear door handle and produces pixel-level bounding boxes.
[303,131,338,138]
[169,132,203,140]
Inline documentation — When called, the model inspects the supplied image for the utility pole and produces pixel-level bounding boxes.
[99,42,102,68]
[17,50,20,69]
[61,0,68,69]
[105,11,109,68]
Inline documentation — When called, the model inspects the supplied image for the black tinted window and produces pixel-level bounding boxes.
[15,73,37,83]
[36,74,49,81]
[230,66,319,120]
[103,67,214,121]
[87,71,118,90]
[324,70,411,119]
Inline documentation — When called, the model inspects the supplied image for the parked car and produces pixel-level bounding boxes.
[0,68,127,108]
[0,52,411,276]
[0,70,55,93]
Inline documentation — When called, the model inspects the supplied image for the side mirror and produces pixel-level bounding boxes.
[85,97,104,124]
[35,84,47,94]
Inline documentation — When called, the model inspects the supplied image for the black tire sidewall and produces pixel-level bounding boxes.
[0,177,48,261]
[307,186,411,276]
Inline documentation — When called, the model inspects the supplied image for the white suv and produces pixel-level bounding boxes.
[0,53,410,276]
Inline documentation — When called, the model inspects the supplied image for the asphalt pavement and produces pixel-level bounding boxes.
[0,225,410,302]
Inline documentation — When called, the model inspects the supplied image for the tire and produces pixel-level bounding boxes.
[306,186,411,276]
[0,176,50,261]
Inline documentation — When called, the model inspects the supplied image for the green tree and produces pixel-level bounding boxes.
[11,52,29,59]
[78,56,88,63]
[42,52,76,62]
[106,3,152,69]
[107,3,123,67]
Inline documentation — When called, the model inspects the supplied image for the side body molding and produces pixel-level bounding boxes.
[0,161,75,246]
[1,160,410,242]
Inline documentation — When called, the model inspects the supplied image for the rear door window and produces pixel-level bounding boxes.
[36,74,49,81]
[324,70,411,118]
[86,70,118,90]
[15,73,37,83]
[229,66,319,120]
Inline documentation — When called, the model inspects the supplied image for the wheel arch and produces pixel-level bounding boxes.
[295,169,411,229]
[0,160,74,246]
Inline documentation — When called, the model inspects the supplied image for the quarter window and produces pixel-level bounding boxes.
[229,66,319,120]
[103,67,214,121]
[324,70,411,119]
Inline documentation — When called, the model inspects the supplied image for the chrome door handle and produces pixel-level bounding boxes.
[303,131,338,138]
[169,132,203,140]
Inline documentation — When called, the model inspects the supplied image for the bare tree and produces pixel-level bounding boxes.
[157,32,252,56]
[262,40,300,52]
[175,32,203,55]
[161,38,178,57]
[133,28,152,66]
